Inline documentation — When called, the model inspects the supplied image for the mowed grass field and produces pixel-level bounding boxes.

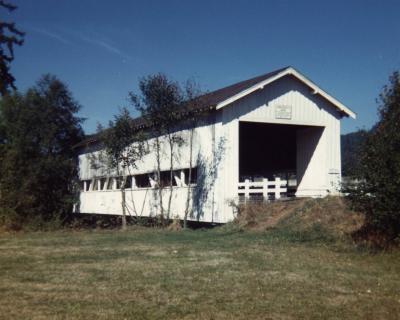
[0,227,400,320]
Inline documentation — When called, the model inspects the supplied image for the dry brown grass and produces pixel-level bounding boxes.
[234,196,364,236]
[0,203,399,319]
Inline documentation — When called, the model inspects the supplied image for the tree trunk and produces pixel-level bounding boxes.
[184,128,194,228]
[126,166,138,217]
[117,165,127,231]
[121,185,127,231]
[167,134,174,221]
[116,166,127,231]
[155,137,164,225]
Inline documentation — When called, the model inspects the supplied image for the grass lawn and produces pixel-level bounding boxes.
[0,227,399,319]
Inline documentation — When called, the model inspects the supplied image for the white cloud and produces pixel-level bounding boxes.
[79,34,130,60]
[30,27,72,45]
[28,25,134,62]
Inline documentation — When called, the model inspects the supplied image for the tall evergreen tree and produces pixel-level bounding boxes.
[0,0,24,95]
[0,75,84,227]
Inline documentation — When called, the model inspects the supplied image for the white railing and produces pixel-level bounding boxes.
[238,177,288,201]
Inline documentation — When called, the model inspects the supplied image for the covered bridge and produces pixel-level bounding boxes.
[75,66,355,223]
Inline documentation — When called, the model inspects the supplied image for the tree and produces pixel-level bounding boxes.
[346,71,400,243]
[93,108,147,230]
[0,0,24,96]
[181,80,208,228]
[0,75,84,228]
[129,73,185,224]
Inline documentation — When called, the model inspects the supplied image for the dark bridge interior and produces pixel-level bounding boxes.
[239,121,299,182]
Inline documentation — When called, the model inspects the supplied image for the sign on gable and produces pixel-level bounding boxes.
[275,105,292,120]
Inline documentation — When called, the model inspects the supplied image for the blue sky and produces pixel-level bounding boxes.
[8,0,400,134]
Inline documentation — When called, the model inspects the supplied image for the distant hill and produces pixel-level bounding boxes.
[341,130,368,177]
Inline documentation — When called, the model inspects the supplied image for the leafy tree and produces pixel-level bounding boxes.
[93,108,147,230]
[93,75,207,228]
[0,0,24,95]
[0,75,84,228]
[346,71,400,243]
[129,73,185,224]
[181,80,208,228]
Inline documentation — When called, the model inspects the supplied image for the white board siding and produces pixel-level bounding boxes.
[218,108,239,222]
[295,126,327,197]
[78,120,214,180]
[77,117,225,223]
[233,76,341,126]
[80,186,228,224]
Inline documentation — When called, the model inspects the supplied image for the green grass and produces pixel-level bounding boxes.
[0,227,399,319]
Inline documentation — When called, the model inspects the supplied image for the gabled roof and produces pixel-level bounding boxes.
[75,66,355,148]
[198,67,289,108]
[211,66,356,118]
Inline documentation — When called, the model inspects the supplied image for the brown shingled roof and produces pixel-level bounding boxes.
[198,66,288,107]
[74,66,290,148]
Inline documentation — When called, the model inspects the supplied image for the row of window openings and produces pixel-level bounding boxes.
[80,168,198,192]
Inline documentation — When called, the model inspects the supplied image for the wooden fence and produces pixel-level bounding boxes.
[238,177,288,202]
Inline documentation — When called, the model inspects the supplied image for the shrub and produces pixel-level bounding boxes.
[346,71,400,245]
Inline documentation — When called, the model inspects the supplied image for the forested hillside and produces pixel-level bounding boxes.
[341,130,368,176]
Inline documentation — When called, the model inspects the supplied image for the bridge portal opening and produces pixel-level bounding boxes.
[239,121,323,197]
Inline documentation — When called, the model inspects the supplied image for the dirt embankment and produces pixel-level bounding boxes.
[233,196,364,237]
